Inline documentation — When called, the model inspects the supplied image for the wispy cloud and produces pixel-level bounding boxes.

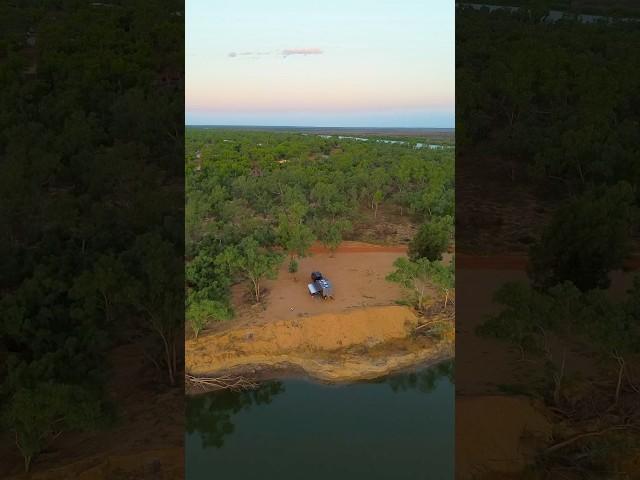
[282,48,323,57]
[228,48,324,59]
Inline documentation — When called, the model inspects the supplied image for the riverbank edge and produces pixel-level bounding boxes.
[186,344,454,396]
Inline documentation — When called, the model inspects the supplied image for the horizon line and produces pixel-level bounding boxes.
[185,124,455,130]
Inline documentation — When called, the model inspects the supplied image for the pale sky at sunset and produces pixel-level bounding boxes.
[186,0,454,127]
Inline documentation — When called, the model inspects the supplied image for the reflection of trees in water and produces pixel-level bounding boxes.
[186,381,284,448]
[386,361,454,394]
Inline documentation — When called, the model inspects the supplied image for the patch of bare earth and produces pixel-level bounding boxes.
[348,206,419,246]
[188,243,453,383]
[456,395,552,480]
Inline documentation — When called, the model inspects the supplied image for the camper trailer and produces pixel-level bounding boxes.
[307,271,333,299]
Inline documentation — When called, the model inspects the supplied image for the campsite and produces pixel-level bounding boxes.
[184,127,455,474]
[185,128,455,384]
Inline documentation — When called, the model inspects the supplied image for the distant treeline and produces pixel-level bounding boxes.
[469,0,640,17]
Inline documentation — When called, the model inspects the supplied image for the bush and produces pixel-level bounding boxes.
[409,215,453,261]
[528,183,637,291]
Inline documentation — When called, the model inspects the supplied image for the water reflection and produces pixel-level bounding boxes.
[385,360,454,393]
[186,364,454,479]
[186,381,284,448]
[187,362,454,449]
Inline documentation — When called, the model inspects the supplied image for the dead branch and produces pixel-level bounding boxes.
[186,374,258,391]
[415,319,450,331]
[545,424,635,454]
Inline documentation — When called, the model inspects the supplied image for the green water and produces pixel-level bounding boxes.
[186,361,454,480]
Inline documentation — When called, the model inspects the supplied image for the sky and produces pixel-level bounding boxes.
[186,0,454,128]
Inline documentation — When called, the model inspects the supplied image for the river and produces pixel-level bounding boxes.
[186,361,454,479]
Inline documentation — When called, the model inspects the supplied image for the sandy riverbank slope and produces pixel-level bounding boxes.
[186,305,453,383]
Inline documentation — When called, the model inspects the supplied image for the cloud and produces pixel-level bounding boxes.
[282,48,323,57]
[228,51,273,59]
[227,48,323,59]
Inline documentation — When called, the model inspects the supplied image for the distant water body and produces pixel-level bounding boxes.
[313,134,451,150]
[458,3,639,23]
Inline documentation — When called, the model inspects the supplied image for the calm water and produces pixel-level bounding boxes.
[186,361,454,480]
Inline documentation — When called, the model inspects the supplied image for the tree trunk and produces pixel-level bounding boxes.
[251,277,260,303]
[576,159,585,185]
[417,286,425,310]
[553,350,566,406]
[161,333,175,385]
[101,291,110,323]
[172,340,177,381]
[614,354,625,406]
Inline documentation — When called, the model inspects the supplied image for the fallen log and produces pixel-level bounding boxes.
[186,374,258,391]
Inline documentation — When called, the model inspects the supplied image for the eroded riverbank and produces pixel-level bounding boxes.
[186,305,454,388]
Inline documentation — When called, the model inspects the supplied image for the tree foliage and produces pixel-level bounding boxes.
[185,129,454,320]
[528,183,637,291]
[0,1,183,470]
[409,215,453,261]
[386,257,454,311]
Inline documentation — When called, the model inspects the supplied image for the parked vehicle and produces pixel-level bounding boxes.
[307,271,333,299]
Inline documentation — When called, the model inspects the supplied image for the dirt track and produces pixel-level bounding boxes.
[309,240,408,254]
[457,253,640,271]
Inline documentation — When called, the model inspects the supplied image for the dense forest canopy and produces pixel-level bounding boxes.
[460,5,640,474]
[185,128,454,329]
[0,0,183,472]
[457,4,640,197]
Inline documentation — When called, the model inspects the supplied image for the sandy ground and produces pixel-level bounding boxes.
[187,305,452,382]
[190,244,453,383]
[221,245,411,330]
[456,395,552,480]
[457,253,640,271]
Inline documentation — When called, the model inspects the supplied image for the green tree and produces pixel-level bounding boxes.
[187,299,231,339]
[276,202,314,262]
[409,215,453,261]
[217,237,282,303]
[3,383,105,472]
[288,258,299,280]
[126,233,183,386]
[529,183,636,291]
[316,218,352,256]
[428,257,455,307]
[386,258,429,311]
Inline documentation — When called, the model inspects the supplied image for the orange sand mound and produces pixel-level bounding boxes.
[186,305,431,381]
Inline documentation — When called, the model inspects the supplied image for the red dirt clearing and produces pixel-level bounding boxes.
[458,253,640,271]
[309,241,408,254]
